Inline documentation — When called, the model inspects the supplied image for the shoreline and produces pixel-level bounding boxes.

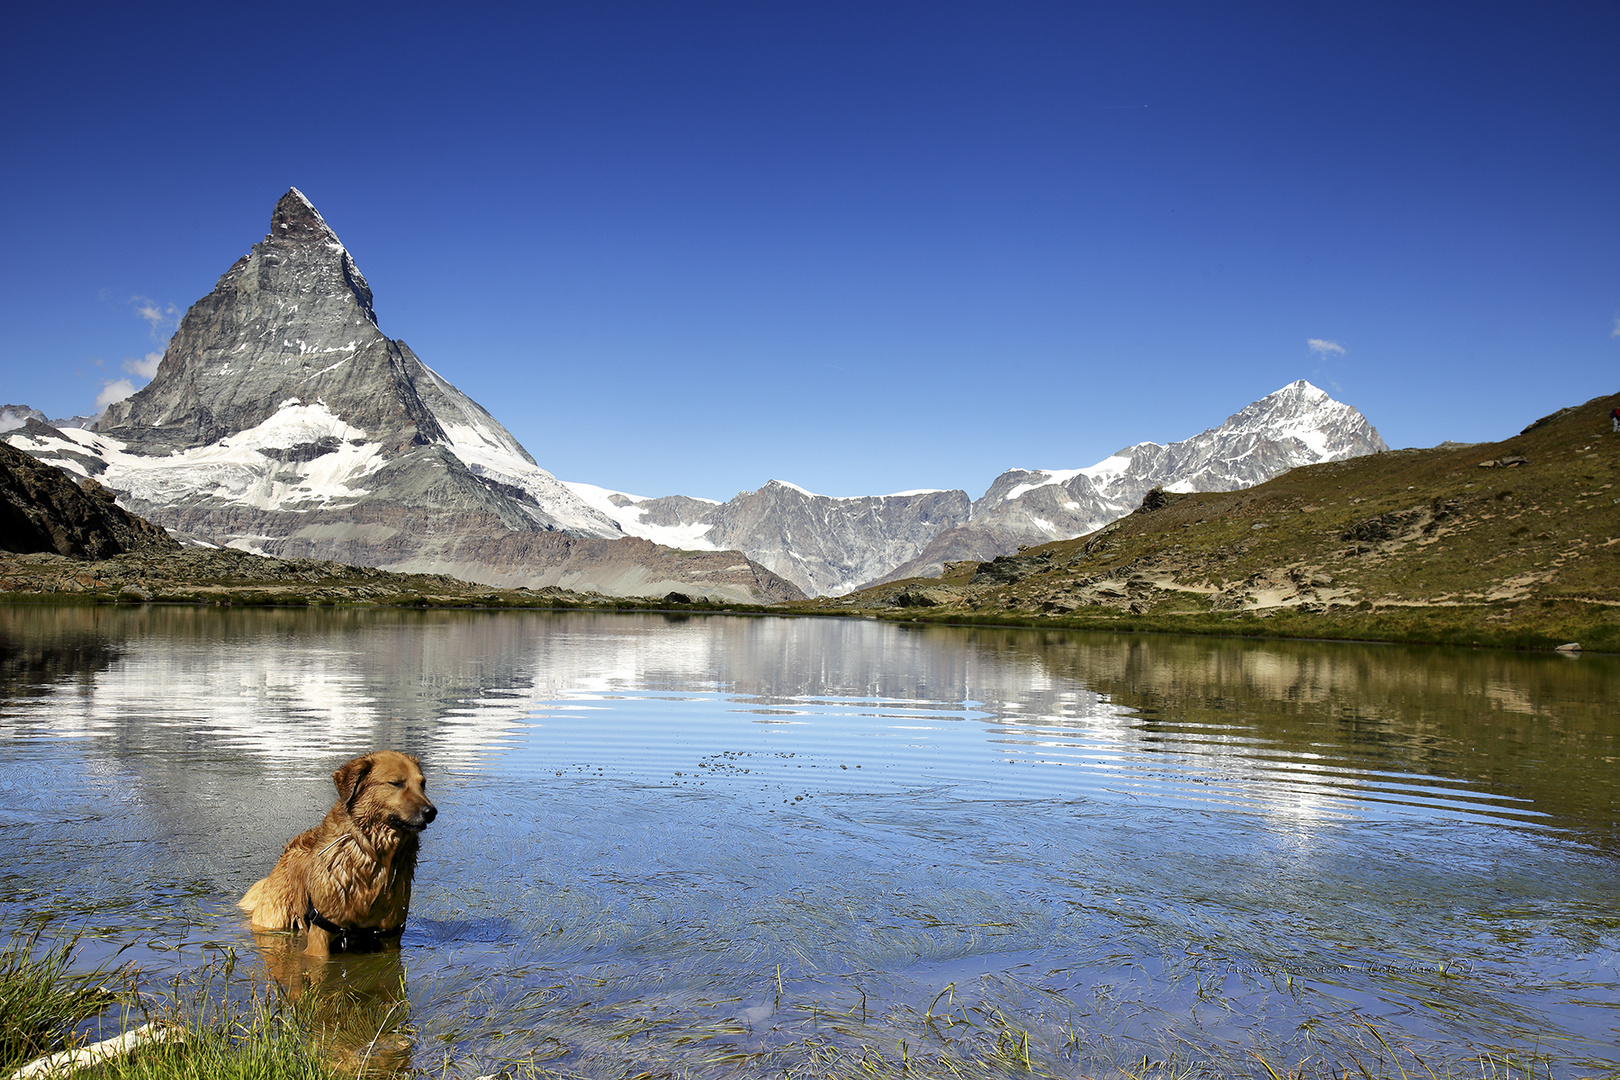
[1,585,1606,657]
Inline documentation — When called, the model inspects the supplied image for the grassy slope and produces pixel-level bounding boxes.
[805,392,1620,651]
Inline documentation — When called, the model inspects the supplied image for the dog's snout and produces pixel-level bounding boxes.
[421,803,437,826]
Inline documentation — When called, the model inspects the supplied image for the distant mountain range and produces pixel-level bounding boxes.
[565,380,1387,595]
[4,189,1386,600]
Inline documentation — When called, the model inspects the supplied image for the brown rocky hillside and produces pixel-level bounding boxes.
[808,392,1620,651]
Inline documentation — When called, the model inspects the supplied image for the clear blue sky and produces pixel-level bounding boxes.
[2,2,1615,501]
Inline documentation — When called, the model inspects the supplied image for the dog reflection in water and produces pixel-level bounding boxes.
[251,935,415,1074]
[239,751,437,1073]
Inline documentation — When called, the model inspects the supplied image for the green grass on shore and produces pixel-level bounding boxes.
[832,597,1619,653]
[0,927,126,1072]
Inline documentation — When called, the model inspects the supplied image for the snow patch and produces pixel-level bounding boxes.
[1005,468,1086,502]
[768,479,822,498]
[562,482,719,549]
[412,362,622,538]
[9,401,388,512]
[1078,455,1137,480]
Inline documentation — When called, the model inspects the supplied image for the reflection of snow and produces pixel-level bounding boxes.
[0,611,1545,831]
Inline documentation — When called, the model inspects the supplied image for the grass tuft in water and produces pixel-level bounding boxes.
[0,926,129,1071]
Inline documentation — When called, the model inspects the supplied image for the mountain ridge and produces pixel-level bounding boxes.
[566,379,1387,596]
[5,189,1382,603]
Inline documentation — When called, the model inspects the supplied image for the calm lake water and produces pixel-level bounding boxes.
[0,605,1615,1078]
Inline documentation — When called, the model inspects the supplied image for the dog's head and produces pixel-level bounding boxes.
[332,751,437,834]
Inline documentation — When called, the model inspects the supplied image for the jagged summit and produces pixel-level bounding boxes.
[95,188,426,451]
[270,187,343,246]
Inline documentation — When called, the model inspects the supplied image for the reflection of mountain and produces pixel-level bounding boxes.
[4,608,1609,1077]
[930,624,1618,844]
[3,608,1611,845]
[0,606,124,701]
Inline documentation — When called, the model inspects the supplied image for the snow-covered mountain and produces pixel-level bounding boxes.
[869,380,1387,586]
[566,480,971,598]
[4,190,802,604]
[569,380,1386,596]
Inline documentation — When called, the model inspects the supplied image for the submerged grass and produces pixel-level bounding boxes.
[0,926,1604,1080]
[402,958,1593,1080]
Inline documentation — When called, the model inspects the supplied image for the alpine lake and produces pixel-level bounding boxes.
[0,605,1615,1079]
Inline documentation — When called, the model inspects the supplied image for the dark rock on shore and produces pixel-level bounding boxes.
[0,442,178,559]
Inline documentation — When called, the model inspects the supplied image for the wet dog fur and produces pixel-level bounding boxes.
[239,751,436,955]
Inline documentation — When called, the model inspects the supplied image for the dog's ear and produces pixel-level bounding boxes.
[333,754,374,812]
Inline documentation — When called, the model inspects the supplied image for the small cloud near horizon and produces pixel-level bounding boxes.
[123,351,163,379]
[1611,317,1619,338]
[84,300,176,413]
[94,377,137,412]
[1308,338,1346,357]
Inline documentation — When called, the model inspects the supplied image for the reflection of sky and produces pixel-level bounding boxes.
[0,610,1556,829]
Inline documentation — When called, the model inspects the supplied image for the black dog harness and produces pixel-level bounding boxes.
[305,900,404,952]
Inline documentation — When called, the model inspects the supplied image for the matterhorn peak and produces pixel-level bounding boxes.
[269,187,342,246]
[258,187,375,324]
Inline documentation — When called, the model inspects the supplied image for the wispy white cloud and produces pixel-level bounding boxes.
[1307,338,1346,357]
[94,378,137,412]
[123,351,163,379]
[1611,317,1619,339]
[130,296,180,341]
[0,406,43,433]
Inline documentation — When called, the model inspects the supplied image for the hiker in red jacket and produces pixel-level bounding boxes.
[1612,406,1620,433]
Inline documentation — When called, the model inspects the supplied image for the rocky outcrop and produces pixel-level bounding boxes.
[5,190,798,603]
[700,483,971,597]
[0,441,178,558]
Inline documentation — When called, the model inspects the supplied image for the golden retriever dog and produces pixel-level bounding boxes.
[239,751,437,955]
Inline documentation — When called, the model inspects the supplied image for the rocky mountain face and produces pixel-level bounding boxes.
[0,440,178,558]
[566,480,973,597]
[569,381,1386,596]
[704,483,972,598]
[812,391,1620,656]
[0,406,49,432]
[4,190,801,604]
